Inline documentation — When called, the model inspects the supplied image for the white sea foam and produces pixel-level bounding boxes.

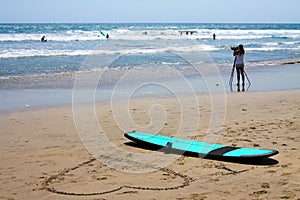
[1,29,299,42]
[0,49,93,59]
[247,46,300,52]
[0,44,220,59]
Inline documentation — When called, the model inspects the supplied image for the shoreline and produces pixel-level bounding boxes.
[1,89,300,199]
[0,63,300,112]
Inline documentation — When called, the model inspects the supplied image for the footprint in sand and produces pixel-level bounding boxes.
[261,183,270,189]
[249,190,268,197]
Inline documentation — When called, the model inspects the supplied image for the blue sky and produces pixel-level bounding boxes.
[1,0,300,23]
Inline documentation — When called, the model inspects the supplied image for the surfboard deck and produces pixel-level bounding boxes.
[100,30,106,36]
[124,132,278,159]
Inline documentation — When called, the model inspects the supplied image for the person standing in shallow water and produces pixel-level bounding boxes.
[234,44,245,92]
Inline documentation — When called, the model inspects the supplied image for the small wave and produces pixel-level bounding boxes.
[0,31,107,42]
[1,28,300,42]
[0,43,220,59]
[246,46,300,52]
[0,49,93,59]
[282,60,300,65]
[1,24,300,42]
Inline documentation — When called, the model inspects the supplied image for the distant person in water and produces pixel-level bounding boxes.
[106,33,109,39]
[213,33,216,40]
[233,44,245,92]
[41,36,47,42]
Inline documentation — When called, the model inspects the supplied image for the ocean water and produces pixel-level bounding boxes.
[0,23,299,110]
[0,23,299,77]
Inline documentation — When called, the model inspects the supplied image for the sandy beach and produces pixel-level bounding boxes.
[0,88,299,200]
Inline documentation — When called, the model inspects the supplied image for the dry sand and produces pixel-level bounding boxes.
[0,90,299,200]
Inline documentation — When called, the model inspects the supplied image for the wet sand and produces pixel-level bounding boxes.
[1,63,300,112]
[0,90,300,199]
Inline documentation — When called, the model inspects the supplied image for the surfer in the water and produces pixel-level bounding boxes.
[41,35,47,42]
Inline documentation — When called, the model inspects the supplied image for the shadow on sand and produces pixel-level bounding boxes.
[124,142,279,166]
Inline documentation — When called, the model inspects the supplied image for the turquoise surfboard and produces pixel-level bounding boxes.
[124,132,278,159]
[100,30,106,37]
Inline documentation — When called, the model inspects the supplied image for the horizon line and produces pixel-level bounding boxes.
[1,21,300,24]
